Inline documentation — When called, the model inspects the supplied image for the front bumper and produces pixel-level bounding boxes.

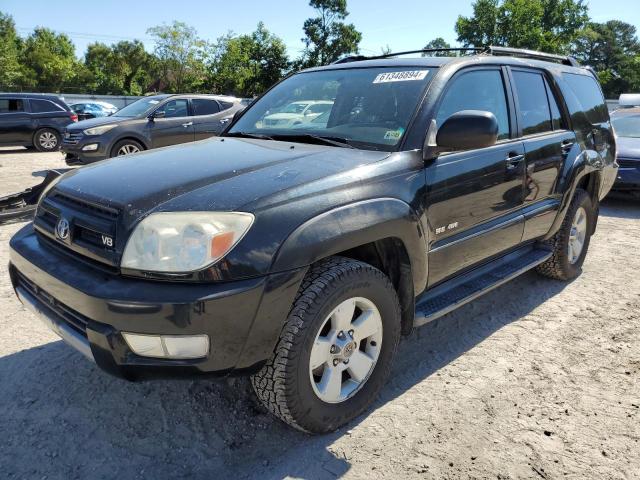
[612,159,640,192]
[9,224,306,380]
[61,133,110,165]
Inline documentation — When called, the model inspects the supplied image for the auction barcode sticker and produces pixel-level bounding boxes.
[373,70,429,83]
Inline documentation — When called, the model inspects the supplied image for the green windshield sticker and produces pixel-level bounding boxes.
[384,127,405,140]
[373,70,429,83]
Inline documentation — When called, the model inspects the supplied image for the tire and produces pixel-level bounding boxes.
[33,128,61,152]
[251,256,401,433]
[110,139,143,157]
[536,188,595,280]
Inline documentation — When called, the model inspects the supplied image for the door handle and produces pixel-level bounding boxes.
[505,153,525,170]
[561,139,574,154]
[182,122,193,127]
[219,118,230,124]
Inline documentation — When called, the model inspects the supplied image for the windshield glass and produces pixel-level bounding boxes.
[612,114,640,138]
[114,96,166,118]
[228,67,436,151]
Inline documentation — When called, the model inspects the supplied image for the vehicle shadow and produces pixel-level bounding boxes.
[0,270,568,480]
[0,147,30,154]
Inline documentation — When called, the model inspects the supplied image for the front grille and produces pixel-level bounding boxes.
[62,132,83,145]
[15,270,89,336]
[617,158,638,169]
[34,189,121,268]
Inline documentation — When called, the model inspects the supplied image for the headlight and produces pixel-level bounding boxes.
[121,212,254,273]
[83,124,117,135]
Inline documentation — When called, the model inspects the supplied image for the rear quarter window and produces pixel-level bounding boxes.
[0,98,25,113]
[30,99,66,113]
[562,73,609,125]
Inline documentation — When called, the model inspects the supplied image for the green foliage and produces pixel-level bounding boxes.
[456,0,589,53]
[422,37,453,56]
[572,21,640,97]
[0,12,21,87]
[296,0,362,68]
[84,40,155,95]
[206,23,289,97]
[147,21,207,93]
[19,27,80,91]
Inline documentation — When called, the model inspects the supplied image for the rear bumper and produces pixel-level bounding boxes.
[9,224,306,380]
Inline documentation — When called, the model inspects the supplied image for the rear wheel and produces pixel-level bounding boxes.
[536,188,594,280]
[251,257,401,433]
[33,128,60,152]
[110,139,143,157]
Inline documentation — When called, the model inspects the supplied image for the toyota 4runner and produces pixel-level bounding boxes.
[9,47,617,433]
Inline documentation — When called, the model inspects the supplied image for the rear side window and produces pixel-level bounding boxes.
[512,71,554,136]
[30,99,65,113]
[562,73,608,125]
[436,69,510,140]
[0,98,25,113]
[192,99,221,116]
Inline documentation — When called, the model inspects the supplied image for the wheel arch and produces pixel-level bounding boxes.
[110,135,149,155]
[271,198,428,334]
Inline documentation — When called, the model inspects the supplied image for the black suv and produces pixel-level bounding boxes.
[9,47,617,434]
[0,93,77,151]
[61,94,244,165]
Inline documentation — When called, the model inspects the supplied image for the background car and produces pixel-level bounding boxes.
[0,93,78,152]
[61,94,245,165]
[259,100,333,128]
[611,107,640,197]
[70,101,118,121]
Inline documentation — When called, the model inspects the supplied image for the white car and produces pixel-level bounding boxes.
[260,100,333,128]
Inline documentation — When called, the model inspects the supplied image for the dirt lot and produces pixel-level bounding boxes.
[0,147,638,479]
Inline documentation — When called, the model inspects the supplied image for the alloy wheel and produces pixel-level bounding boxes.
[39,132,58,150]
[117,144,140,156]
[568,206,587,264]
[309,297,383,403]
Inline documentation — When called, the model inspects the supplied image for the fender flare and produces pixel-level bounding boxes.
[545,149,603,239]
[271,198,428,294]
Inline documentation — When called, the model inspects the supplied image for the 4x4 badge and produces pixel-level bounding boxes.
[56,218,70,240]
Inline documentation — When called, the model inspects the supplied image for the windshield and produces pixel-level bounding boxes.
[114,96,166,118]
[612,114,640,138]
[228,67,436,151]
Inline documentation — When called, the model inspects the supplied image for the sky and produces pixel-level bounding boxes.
[2,0,640,59]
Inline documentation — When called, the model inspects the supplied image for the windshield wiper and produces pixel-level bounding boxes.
[224,131,274,140]
[269,133,355,149]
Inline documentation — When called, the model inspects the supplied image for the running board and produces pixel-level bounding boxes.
[414,246,552,327]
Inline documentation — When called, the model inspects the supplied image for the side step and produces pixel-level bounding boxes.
[414,246,552,327]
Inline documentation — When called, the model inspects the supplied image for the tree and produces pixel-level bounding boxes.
[456,0,589,53]
[572,21,640,97]
[206,23,289,97]
[84,40,154,95]
[147,21,207,92]
[19,28,79,91]
[0,12,21,88]
[423,37,453,56]
[296,0,362,68]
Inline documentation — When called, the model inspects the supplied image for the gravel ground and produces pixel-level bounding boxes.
[0,147,638,479]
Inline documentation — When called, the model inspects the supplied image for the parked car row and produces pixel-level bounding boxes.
[0,93,244,163]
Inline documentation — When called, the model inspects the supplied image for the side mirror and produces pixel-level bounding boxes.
[150,110,165,120]
[435,110,499,152]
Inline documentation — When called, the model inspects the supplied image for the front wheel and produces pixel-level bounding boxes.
[251,257,401,433]
[110,139,143,157]
[536,188,595,280]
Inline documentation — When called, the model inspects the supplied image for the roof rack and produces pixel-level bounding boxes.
[332,46,581,67]
[332,48,483,64]
[485,46,580,67]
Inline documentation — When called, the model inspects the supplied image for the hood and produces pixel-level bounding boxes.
[66,115,134,131]
[616,136,640,159]
[53,137,390,226]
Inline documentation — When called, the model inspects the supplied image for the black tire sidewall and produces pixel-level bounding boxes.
[559,190,594,277]
[289,267,400,433]
[34,129,60,152]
